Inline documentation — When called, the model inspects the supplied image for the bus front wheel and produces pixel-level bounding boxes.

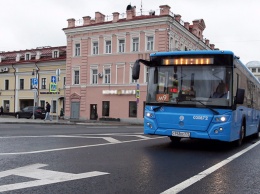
[235,123,245,146]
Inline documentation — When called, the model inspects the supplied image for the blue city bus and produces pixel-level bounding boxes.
[132,50,260,146]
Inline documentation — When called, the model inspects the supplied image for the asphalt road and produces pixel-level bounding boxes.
[0,123,260,194]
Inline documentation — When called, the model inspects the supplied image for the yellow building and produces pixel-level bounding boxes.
[0,46,66,117]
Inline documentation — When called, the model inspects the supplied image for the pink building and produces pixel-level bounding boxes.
[63,4,214,123]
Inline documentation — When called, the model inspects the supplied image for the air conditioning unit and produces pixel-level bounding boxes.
[98,73,103,78]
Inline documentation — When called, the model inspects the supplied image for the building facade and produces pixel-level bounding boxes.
[63,4,215,123]
[0,46,66,117]
[246,61,260,81]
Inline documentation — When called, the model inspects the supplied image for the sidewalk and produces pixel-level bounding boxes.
[0,115,142,126]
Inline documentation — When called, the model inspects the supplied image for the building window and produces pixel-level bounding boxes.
[5,80,9,90]
[92,69,98,84]
[52,100,57,113]
[130,66,137,83]
[132,38,139,52]
[102,101,110,117]
[129,101,137,117]
[40,100,45,108]
[118,39,125,53]
[75,43,80,56]
[93,42,99,55]
[20,79,24,90]
[147,36,154,51]
[63,77,66,88]
[25,53,30,60]
[104,68,111,84]
[41,78,46,89]
[251,68,256,73]
[53,51,59,58]
[105,40,111,54]
[74,70,80,85]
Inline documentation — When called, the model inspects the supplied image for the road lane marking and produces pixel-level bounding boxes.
[0,136,165,155]
[162,140,260,194]
[0,163,109,192]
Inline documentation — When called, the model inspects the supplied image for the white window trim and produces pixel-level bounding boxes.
[146,36,154,51]
[131,37,140,52]
[104,39,112,54]
[74,43,81,57]
[52,50,59,58]
[92,40,99,55]
[72,67,80,85]
[25,52,31,60]
[103,64,112,84]
[118,39,125,53]
[41,77,47,89]
[90,65,99,85]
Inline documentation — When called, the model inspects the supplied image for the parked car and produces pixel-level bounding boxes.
[15,106,46,119]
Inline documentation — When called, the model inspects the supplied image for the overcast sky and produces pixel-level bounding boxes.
[1,0,259,64]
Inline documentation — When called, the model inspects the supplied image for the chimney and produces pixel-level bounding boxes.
[174,14,181,23]
[210,44,215,50]
[36,51,41,60]
[112,12,119,22]
[16,53,21,62]
[67,18,75,28]
[95,12,105,23]
[83,16,91,25]
[205,39,210,46]
[159,5,171,16]
[184,22,190,30]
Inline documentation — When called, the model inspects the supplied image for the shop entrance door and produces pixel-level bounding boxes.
[90,104,98,120]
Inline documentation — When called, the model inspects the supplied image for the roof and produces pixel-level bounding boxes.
[150,50,234,57]
[246,61,260,68]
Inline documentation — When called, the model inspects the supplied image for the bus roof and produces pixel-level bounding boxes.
[150,50,234,57]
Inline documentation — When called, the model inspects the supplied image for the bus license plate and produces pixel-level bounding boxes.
[172,131,190,137]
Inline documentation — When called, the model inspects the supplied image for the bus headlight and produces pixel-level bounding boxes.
[214,115,229,123]
[146,112,154,118]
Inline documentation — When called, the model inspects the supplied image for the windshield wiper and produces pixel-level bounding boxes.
[153,105,163,112]
[190,99,219,115]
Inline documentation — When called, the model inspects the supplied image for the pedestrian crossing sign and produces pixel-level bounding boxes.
[49,83,57,92]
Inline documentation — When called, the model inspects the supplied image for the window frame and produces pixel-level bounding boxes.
[75,43,81,57]
[73,69,80,85]
[105,40,112,54]
[132,37,139,52]
[41,78,46,89]
[92,41,99,55]
[146,36,154,51]
[19,79,24,90]
[118,39,125,53]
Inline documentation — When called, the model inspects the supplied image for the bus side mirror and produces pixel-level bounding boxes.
[235,88,245,104]
[132,60,140,80]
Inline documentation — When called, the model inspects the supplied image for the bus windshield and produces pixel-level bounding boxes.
[147,65,233,107]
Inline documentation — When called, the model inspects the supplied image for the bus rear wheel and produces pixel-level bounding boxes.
[169,136,181,144]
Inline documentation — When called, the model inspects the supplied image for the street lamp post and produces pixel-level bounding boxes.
[32,69,39,119]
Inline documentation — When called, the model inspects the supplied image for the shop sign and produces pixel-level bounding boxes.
[102,90,136,95]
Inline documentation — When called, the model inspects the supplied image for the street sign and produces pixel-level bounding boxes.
[51,76,56,83]
[32,78,38,85]
[32,78,38,89]
[49,83,57,92]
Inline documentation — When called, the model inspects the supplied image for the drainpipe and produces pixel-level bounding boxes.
[11,64,16,113]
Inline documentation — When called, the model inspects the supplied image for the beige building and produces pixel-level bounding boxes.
[63,4,215,123]
[0,46,66,117]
